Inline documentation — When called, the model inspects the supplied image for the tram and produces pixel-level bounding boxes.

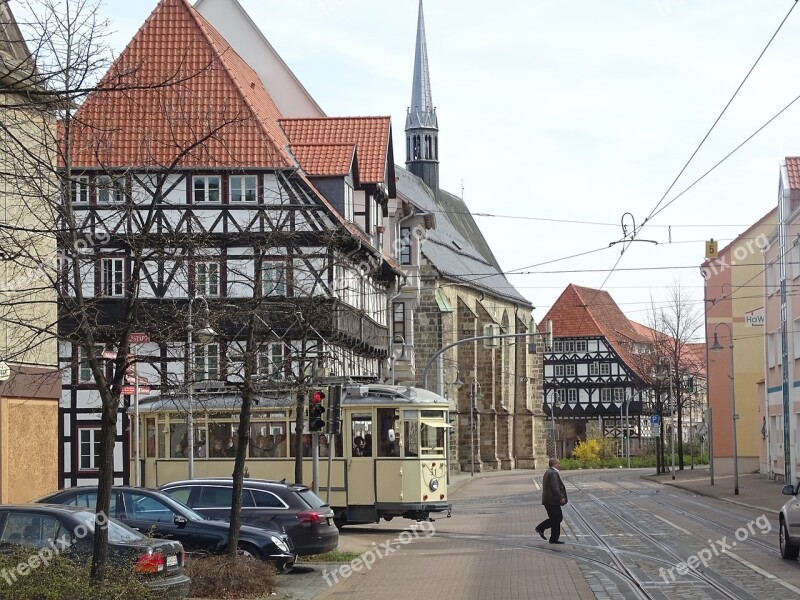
[134,384,452,525]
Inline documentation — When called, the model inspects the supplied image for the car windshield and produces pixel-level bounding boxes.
[73,511,143,543]
[296,488,328,509]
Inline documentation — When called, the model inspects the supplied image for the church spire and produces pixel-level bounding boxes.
[405,0,439,197]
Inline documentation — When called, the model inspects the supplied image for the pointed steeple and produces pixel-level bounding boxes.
[405,0,439,197]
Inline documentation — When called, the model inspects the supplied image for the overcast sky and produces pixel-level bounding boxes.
[98,0,800,336]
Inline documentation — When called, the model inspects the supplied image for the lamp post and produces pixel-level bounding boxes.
[469,381,481,477]
[187,295,217,479]
[550,396,563,459]
[710,322,738,495]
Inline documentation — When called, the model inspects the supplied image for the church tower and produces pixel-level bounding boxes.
[405,0,439,197]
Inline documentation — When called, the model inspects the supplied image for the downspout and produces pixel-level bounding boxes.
[388,206,416,383]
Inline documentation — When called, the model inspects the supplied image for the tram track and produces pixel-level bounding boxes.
[564,474,770,600]
[573,471,778,556]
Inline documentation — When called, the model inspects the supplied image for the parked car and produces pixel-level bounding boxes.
[0,504,191,599]
[158,478,338,556]
[33,487,296,572]
[780,482,800,559]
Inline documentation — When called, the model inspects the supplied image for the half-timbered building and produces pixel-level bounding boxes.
[56,0,401,487]
[542,284,653,457]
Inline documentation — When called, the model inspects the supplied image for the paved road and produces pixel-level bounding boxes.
[272,468,800,600]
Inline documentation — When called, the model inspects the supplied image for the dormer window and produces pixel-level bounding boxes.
[344,182,354,221]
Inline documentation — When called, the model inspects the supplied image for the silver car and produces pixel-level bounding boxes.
[779,482,800,559]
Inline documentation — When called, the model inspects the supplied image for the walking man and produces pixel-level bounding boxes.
[536,457,568,544]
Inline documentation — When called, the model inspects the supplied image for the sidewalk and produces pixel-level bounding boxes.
[642,467,787,514]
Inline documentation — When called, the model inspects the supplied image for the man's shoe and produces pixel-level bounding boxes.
[536,528,546,540]
[549,540,565,544]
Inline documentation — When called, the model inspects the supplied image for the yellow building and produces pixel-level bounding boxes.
[0,1,60,501]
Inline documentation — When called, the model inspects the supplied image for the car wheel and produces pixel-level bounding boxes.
[237,542,262,560]
[333,516,347,530]
[780,519,800,560]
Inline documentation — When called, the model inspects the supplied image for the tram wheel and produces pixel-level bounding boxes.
[333,517,347,530]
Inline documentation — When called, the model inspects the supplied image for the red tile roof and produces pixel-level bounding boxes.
[280,117,391,184]
[543,284,649,379]
[289,143,356,177]
[786,157,800,190]
[66,0,291,169]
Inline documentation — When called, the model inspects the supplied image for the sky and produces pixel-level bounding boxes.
[96,0,800,336]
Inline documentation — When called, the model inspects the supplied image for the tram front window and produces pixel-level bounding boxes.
[420,422,445,455]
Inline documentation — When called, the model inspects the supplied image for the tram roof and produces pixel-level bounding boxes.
[136,384,449,413]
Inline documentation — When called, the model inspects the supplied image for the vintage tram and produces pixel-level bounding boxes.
[134,384,452,525]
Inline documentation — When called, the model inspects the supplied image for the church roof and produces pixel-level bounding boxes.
[396,167,531,307]
[406,0,437,131]
[280,117,394,190]
[66,0,292,169]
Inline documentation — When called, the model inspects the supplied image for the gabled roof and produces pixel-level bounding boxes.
[289,143,357,177]
[67,0,292,169]
[396,167,531,307]
[194,0,325,119]
[280,117,394,191]
[543,284,648,379]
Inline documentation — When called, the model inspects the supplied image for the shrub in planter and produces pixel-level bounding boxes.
[0,547,154,600]
[184,554,276,599]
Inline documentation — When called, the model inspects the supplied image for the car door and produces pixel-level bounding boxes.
[247,488,289,531]
[186,485,256,523]
[120,491,218,553]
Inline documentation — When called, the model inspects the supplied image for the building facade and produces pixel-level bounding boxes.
[704,208,775,478]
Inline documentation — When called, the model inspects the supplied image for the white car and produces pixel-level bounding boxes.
[779,482,800,560]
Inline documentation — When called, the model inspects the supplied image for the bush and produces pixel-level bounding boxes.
[571,438,601,462]
[299,550,359,563]
[0,547,155,600]
[184,554,276,599]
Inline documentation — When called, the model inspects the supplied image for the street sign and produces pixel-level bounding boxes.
[0,362,9,381]
[121,385,150,395]
[101,350,117,360]
[651,415,660,425]
[128,333,150,344]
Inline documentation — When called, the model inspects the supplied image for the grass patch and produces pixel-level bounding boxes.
[0,546,155,600]
[184,553,276,599]
[298,550,359,563]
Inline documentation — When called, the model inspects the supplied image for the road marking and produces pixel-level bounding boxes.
[726,551,800,595]
[653,515,693,535]
[533,478,541,490]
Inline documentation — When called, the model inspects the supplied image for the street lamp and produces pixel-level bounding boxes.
[187,295,217,479]
[469,381,482,476]
[710,322,738,495]
[389,335,409,385]
[617,393,634,468]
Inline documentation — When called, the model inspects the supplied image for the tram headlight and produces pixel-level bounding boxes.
[429,478,439,492]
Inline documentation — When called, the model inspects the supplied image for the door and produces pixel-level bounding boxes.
[348,412,375,506]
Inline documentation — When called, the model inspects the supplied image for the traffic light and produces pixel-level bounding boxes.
[308,389,326,432]
[326,385,342,436]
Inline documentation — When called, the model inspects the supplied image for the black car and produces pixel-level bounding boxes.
[0,504,190,599]
[34,486,296,572]
[159,478,338,556]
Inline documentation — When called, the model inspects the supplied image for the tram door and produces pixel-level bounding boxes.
[348,413,374,506]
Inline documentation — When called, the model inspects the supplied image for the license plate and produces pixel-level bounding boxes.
[166,555,178,567]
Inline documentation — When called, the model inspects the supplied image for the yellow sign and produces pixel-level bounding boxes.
[705,239,718,259]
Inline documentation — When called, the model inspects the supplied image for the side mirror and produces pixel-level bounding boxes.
[782,484,795,496]
[173,515,188,528]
